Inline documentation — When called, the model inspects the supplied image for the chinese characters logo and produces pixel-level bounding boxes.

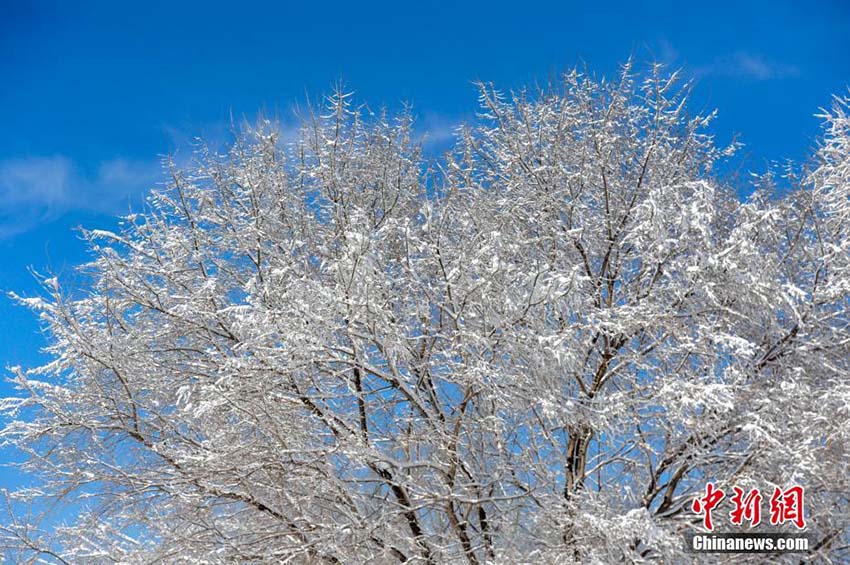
[692,483,805,531]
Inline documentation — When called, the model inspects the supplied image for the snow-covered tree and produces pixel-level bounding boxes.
[2,65,849,563]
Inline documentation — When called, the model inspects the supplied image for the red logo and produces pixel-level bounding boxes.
[769,486,806,529]
[729,486,762,526]
[692,484,805,531]
[692,482,725,531]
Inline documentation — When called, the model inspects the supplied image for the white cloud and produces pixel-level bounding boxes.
[0,156,161,237]
[644,37,679,66]
[695,52,800,81]
[0,113,463,237]
[417,113,463,152]
[0,156,74,213]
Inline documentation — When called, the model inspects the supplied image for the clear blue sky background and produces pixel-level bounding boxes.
[0,0,848,488]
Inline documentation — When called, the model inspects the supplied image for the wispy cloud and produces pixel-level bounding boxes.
[0,156,161,237]
[695,52,800,81]
[644,37,680,66]
[0,113,464,237]
[416,113,464,152]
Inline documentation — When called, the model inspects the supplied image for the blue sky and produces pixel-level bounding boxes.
[0,0,848,433]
